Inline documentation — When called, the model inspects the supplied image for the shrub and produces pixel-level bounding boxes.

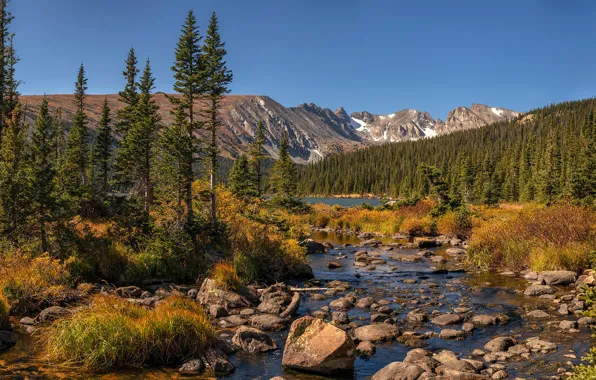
[0,292,9,330]
[45,295,214,371]
[436,207,474,238]
[468,203,595,270]
[399,216,433,236]
[211,262,241,290]
[0,254,74,314]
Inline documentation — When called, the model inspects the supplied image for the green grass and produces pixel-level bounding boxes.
[44,295,215,371]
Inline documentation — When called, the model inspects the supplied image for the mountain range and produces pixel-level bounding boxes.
[20,94,521,164]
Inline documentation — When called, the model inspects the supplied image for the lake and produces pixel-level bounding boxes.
[302,197,382,207]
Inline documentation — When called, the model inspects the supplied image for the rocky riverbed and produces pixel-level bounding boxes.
[0,232,594,379]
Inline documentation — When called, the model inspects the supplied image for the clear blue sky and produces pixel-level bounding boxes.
[10,0,596,119]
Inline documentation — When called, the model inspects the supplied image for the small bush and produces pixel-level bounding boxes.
[436,207,474,238]
[45,295,215,371]
[0,254,74,314]
[399,216,433,236]
[211,262,241,290]
[0,292,9,330]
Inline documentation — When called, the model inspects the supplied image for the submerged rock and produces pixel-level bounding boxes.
[354,324,401,342]
[523,284,555,297]
[282,316,356,375]
[231,326,277,353]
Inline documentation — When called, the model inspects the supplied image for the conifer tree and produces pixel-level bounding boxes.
[0,104,28,238]
[203,12,233,223]
[93,97,112,197]
[54,107,66,162]
[29,98,57,252]
[0,0,15,138]
[248,120,266,196]
[169,10,204,236]
[62,63,89,213]
[229,154,256,198]
[116,48,139,134]
[270,133,297,203]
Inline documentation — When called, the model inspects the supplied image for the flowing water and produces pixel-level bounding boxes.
[0,232,592,379]
[302,198,382,208]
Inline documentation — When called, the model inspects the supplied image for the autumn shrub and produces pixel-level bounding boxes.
[0,291,9,330]
[436,207,474,238]
[44,295,214,371]
[211,262,241,290]
[468,203,595,270]
[0,253,74,313]
[399,216,434,236]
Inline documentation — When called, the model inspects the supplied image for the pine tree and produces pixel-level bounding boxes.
[170,10,204,236]
[116,48,139,134]
[203,11,233,223]
[248,120,266,196]
[229,154,256,198]
[29,98,57,252]
[3,33,18,121]
[0,0,15,139]
[93,97,112,197]
[0,104,29,238]
[54,107,66,162]
[62,63,89,213]
[270,133,297,203]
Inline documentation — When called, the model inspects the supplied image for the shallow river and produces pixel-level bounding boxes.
[0,233,592,379]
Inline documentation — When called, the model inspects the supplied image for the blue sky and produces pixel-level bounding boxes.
[10,0,596,119]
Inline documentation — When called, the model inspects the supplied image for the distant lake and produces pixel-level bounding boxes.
[302,197,382,207]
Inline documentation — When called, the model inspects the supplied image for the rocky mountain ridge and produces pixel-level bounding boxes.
[19,94,520,164]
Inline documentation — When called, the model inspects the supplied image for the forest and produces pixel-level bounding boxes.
[298,100,596,206]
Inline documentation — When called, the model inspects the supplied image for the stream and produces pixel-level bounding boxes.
[0,232,593,379]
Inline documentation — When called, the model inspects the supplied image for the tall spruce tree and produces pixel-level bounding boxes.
[203,12,233,223]
[248,120,266,196]
[29,98,57,252]
[0,104,28,238]
[0,0,15,139]
[62,63,90,213]
[170,10,204,237]
[229,154,256,198]
[270,133,297,202]
[93,97,112,197]
[116,48,139,134]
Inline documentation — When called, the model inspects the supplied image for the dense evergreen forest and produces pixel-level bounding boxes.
[298,99,596,204]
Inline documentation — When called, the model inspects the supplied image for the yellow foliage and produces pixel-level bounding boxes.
[0,291,9,330]
[211,262,241,291]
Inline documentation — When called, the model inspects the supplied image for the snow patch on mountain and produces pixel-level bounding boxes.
[491,107,503,116]
[423,127,438,138]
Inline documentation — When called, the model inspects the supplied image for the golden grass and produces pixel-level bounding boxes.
[211,262,241,291]
[44,295,215,371]
[0,254,73,314]
[0,291,9,330]
[468,203,595,271]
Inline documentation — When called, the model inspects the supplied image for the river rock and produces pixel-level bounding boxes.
[282,316,356,375]
[231,326,277,353]
[445,248,467,256]
[537,271,577,286]
[327,261,342,269]
[484,337,515,352]
[414,237,438,248]
[431,313,463,326]
[250,314,286,331]
[440,329,467,340]
[356,340,376,356]
[330,298,353,310]
[332,311,349,324]
[361,239,382,247]
[525,337,556,351]
[508,344,530,355]
[523,284,555,297]
[179,359,204,374]
[526,310,549,319]
[578,317,595,327]
[407,311,427,323]
[403,348,440,373]
[358,232,374,239]
[115,286,143,298]
[35,306,71,324]
[417,250,434,257]
[430,256,447,264]
[196,279,257,309]
[291,263,315,279]
[209,305,229,318]
[305,239,326,254]
[472,315,498,327]
[0,331,16,351]
[199,347,235,375]
[371,362,426,380]
[354,324,401,342]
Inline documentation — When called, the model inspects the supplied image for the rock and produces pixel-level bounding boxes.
[492,370,508,379]
[291,263,315,279]
[524,271,539,280]
[414,237,438,248]
[431,313,464,326]
[578,317,595,327]
[403,348,440,373]
[440,329,467,340]
[523,284,555,297]
[525,337,556,351]
[445,248,467,256]
[361,239,382,247]
[430,256,447,264]
[279,292,300,319]
[462,322,475,332]
[199,347,235,375]
[358,232,374,239]
[257,299,283,315]
[0,331,16,351]
[282,316,356,375]
[327,261,342,269]
[35,306,71,324]
[179,359,204,374]
[19,317,35,326]
[332,311,349,324]
[558,304,570,315]
[231,326,277,353]
[507,344,530,355]
[472,315,498,327]
[354,324,401,342]
[526,310,549,319]
[209,305,228,319]
[371,362,425,380]
[240,308,255,317]
[218,315,247,328]
[484,337,515,353]
[196,279,257,309]
[559,320,578,330]
[187,288,199,299]
[417,250,435,257]
[356,340,376,356]
[371,313,390,323]
[330,298,353,310]
[407,311,427,323]
[115,286,143,298]
[305,239,326,254]
[537,271,577,286]
[250,314,286,331]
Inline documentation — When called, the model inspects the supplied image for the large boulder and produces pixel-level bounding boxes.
[231,326,277,353]
[35,306,71,324]
[371,362,425,380]
[282,316,356,375]
[196,279,258,309]
[354,324,401,342]
[403,348,440,373]
[537,271,577,286]
[484,337,515,353]
[523,284,556,297]
[305,239,326,254]
[250,314,286,331]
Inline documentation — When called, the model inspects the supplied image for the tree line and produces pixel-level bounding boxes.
[0,1,300,258]
[298,98,596,206]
